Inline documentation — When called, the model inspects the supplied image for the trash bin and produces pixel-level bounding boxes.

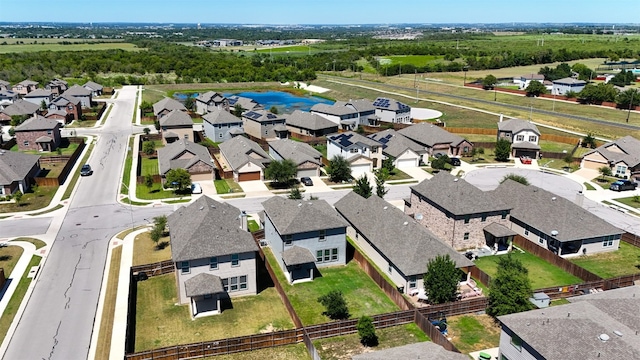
[478,352,491,360]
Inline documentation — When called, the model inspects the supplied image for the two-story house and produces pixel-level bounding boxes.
[268,138,323,178]
[0,151,41,196]
[83,81,104,97]
[195,91,228,115]
[397,123,473,157]
[202,108,244,142]
[152,97,187,120]
[241,110,288,140]
[218,136,272,181]
[285,110,338,138]
[14,116,62,152]
[515,74,545,90]
[262,196,348,284]
[23,89,53,108]
[168,196,259,317]
[372,97,412,124]
[227,95,262,112]
[0,99,41,125]
[0,90,19,107]
[310,103,360,131]
[340,99,377,126]
[368,129,426,168]
[49,94,82,121]
[61,85,92,108]
[327,131,384,178]
[581,135,640,180]
[45,78,68,96]
[159,109,194,144]
[11,80,39,95]
[497,117,541,159]
[0,80,9,91]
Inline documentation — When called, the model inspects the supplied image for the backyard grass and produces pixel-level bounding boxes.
[612,196,640,209]
[0,256,41,344]
[120,137,134,195]
[550,298,571,307]
[312,144,327,159]
[214,179,243,194]
[11,139,79,156]
[63,141,94,200]
[65,119,99,128]
[570,242,640,278]
[447,314,501,354]
[0,41,140,53]
[140,156,159,176]
[136,182,190,200]
[248,220,260,232]
[10,237,46,250]
[95,246,122,360]
[313,323,429,360]
[473,251,582,289]
[0,246,24,278]
[263,248,398,326]
[135,273,294,351]
[0,185,58,213]
[203,343,310,360]
[133,233,171,266]
[538,140,575,153]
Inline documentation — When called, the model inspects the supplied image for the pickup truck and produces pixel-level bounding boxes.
[609,180,638,192]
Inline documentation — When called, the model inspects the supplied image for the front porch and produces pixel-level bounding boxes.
[282,246,317,285]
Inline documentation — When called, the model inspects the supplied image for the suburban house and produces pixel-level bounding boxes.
[241,110,288,140]
[285,110,338,138]
[168,196,259,317]
[45,79,68,96]
[218,136,271,181]
[152,97,187,120]
[405,172,512,251]
[268,138,323,178]
[0,99,41,124]
[0,80,9,91]
[0,90,19,107]
[335,192,474,296]
[372,97,412,124]
[195,91,228,115]
[397,123,473,157]
[82,81,104,97]
[262,196,348,284]
[492,180,623,257]
[515,74,545,90]
[157,140,215,182]
[62,85,92,108]
[159,109,194,144]
[368,129,426,168]
[552,77,587,95]
[14,116,62,152]
[581,135,640,180]
[497,117,541,159]
[44,109,68,123]
[23,89,53,107]
[49,94,82,121]
[327,131,384,177]
[498,285,640,360]
[202,108,244,142]
[339,99,377,126]
[11,80,39,95]
[227,95,262,112]
[0,150,41,195]
[310,103,360,131]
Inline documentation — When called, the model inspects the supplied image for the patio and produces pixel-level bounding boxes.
[407,279,483,308]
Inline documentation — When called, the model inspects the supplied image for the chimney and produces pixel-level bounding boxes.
[239,211,248,231]
[575,190,584,208]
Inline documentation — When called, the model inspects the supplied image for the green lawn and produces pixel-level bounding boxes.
[380,55,444,66]
[120,137,134,195]
[0,256,41,344]
[95,246,122,360]
[0,185,58,212]
[133,233,171,266]
[447,315,501,354]
[314,324,429,360]
[214,179,242,194]
[204,343,310,360]
[248,220,260,232]
[584,182,596,191]
[11,140,79,156]
[0,41,140,53]
[0,246,24,278]
[136,182,190,200]
[612,196,640,209]
[570,242,640,279]
[135,273,295,352]
[387,168,411,181]
[538,140,575,153]
[473,251,582,289]
[264,248,399,326]
[140,156,159,176]
[10,237,46,250]
[591,176,618,189]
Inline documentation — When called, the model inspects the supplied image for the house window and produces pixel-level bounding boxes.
[510,334,523,351]
[529,135,537,142]
[47,130,52,135]
[481,214,487,222]
[231,254,239,267]
[388,263,392,274]
[372,146,378,153]
[539,236,545,244]
[318,230,326,241]
[524,228,529,236]
[501,211,508,219]
[408,276,417,289]
[464,215,470,224]
[316,250,323,262]
[350,148,359,153]
[23,141,29,146]
[230,276,238,291]
[284,235,292,246]
[616,165,627,176]
[331,248,338,261]
[317,248,338,263]
[210,257,218,270]
[240,275,247,290]
[219,133,223,138]
[180,261,190,274]
[463,232,470,241]
[516,135,524,141]
[603,236,614,247]
[463,146,469,153]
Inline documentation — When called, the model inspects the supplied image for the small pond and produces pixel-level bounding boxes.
[173,91,333,113]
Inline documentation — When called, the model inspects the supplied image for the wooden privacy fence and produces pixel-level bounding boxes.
[36,137,86,186]
[0,138,16,150]
[414,310,460,352]
[304,310,415,340]
[131,260,174,277]
[621,232,640,248]
[469,266,492,288]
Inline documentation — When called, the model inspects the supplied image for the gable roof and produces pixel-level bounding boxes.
[268,139,322,167]
[368,129,426,158]
[512,141,541,150]
[519,74,545,81]
[0,150,40,185]
[44,109,67,118]
[17,79,38,87]
[227,95,262,111]
[1,99,40,116]
[327,131,379,149]
[411,171,510,215]
[311,103,358,116]
[82,81,103,91]
[242,109,285,123]
[63,84,91,97]
[196,91,225,103]
[0,80,9,87]
[23,89,52,98]
[492,180,621,242]
[553,77,586,85]
[262,196,347,235]
[583,135,640,168]
[159,109,194,127]
[372,97,411,113]
[15,115,60,131]
[202,108,242,125]
[218,136,271,171]
[498,118,540,135]
[335,192,473,277]
[397,123,467,147]
[351,341,470,360]
[168,196,258,262]
[157,140,215,175]
[184,273,225,297]
[337,98,376,113]
[285,110,338,131]
[153,97,187,116]
[51,94,81,106]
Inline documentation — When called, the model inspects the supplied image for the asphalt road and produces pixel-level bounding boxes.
[0,217,52,238]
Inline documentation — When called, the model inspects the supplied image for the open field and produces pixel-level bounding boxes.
[570,242,640,278]
[447,314,501,354]
[378,55,444,66]
[0,40,141,53]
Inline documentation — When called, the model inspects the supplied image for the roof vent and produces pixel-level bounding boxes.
[453,178,459,182]
[383,206,388,210]
[199,206,204,210]
[298,203,303,207]
[599,334,610,342]
[210,205,216,208]
[415,213,423,220]
[551,230,558,236]
[551,197,557,201]
[403,221,408,226]
[613,330,623,337]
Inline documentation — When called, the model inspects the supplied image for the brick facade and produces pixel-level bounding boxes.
[15,127,61,151]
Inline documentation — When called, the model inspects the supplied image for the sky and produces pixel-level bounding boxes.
[2,0,640,25]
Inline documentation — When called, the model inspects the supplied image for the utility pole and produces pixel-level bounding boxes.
[626,90,636,123]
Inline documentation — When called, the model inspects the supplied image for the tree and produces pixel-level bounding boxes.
[500,173,529,185]
[564,90,578,99]
[382,156,395,173]
[482,74,497,90]
[150,215,167,248]
[40,99,47,110]
[165,168,191,192]
[264,159,297,186]
[154,120,160,131]
[599,166,612,180]
[431,155,449,170]
[139,101,153,114]
[232,104,244,117]
[317,290,350,320]
[143,127,151,136]
[8,127,15,137]
[288,186,302,199]
[423,255,460,304]
[494,139,511,162]
[269,106,279,114]
[610,69,636,87]
[326,155,352,183]
[144,173,154,190]
[374,169,389,198]
[184,95,195,111]
[12,190,23,205]
[142,141,156,156]
[487,255,533,318]
[615,89,640,109]
[356,316,378,347]
[582,132,597,149]
[353,174,373,198]
[571,63,596,81]
[525,80,547,97]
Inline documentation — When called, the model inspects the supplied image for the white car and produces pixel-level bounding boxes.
[191,183,202,194]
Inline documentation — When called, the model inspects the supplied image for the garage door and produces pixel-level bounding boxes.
[191,173,212,182]
[238,171,261,182]
[351,164,370,179]
[514,149,537,158]
[582,159,606,170]
[297,168,318,178]
[396,158,417,169]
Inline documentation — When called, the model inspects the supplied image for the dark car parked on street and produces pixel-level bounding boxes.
[80,164,93,176]
[609,179,637,192]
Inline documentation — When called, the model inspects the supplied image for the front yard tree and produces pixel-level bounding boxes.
[12,190,23,206]
[431,155,449,170]
[487,255,533,318]
[599,166,612,180]
[382,157,395,173]
[582,132,597,149]
[318,290,350,320]
[265,159,297,186]
[482,74,497,90]
[326,155,352,183]
[374,169,389,198]
[142,141,156,156]
[494,139,511,162]
[144,174,154,190]
[353,174,373,199]
[423,255,459,304]
[232,104,244,118]
[525,80,547,97]
[184,95,195,111]
[500,173,529,186]
[288,186,302,200]
[165,168,191,192]
[356,316,378,347]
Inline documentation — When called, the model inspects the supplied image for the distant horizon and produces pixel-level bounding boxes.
[2,0,639,25]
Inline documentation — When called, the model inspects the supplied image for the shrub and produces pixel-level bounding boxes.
[356,316,378,347]
[318,290,350,320]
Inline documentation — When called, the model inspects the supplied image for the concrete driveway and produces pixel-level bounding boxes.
[197,180,218,196]
[239,180,271,196]
[301,176,332,193]
[401,166,431,182]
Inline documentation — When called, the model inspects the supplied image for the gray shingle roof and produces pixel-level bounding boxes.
[397,123,466,147]
[327,131,379,149]
[341,98,376,113]
[45,109,67,118]
[498,286,640,360]
[368,129,426,158]
[1,99,40,116]
[36,136,53,143]
[519,74,545,80]
[63,84,91,97]
[273,124,288,132]
[82,81,103,91]
[159,109,194,127]
[15,116,60,131]
[202,108,242,125]
[163,131,179,139]
[219,136,271,171]
[335,192,473,277]
[157,140,215,175]
[282,246,317,266]
[498,118,540,136]
[583,135,640,168]
[262,196,347,235]
[285,110,338,131]
[229,128,245,135]
[484,222,517,238]
[52,94,80,106]
[268,139,321,167]
[196,91,225,103]
[0,80,9,87]
[153,97,187,116]
[17,80,38,86]
[227,95,262,111]
[511,141,541,150]
[351,341,470,360]
[492,180,622,242]
[553,77,586,85]
[0,151,40,186]
[23,89,52,98]
[168,196,258,262]
[184,273,225,297]
[411,172,510,216]
[311,103,358,116]
[242,109,285,123]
